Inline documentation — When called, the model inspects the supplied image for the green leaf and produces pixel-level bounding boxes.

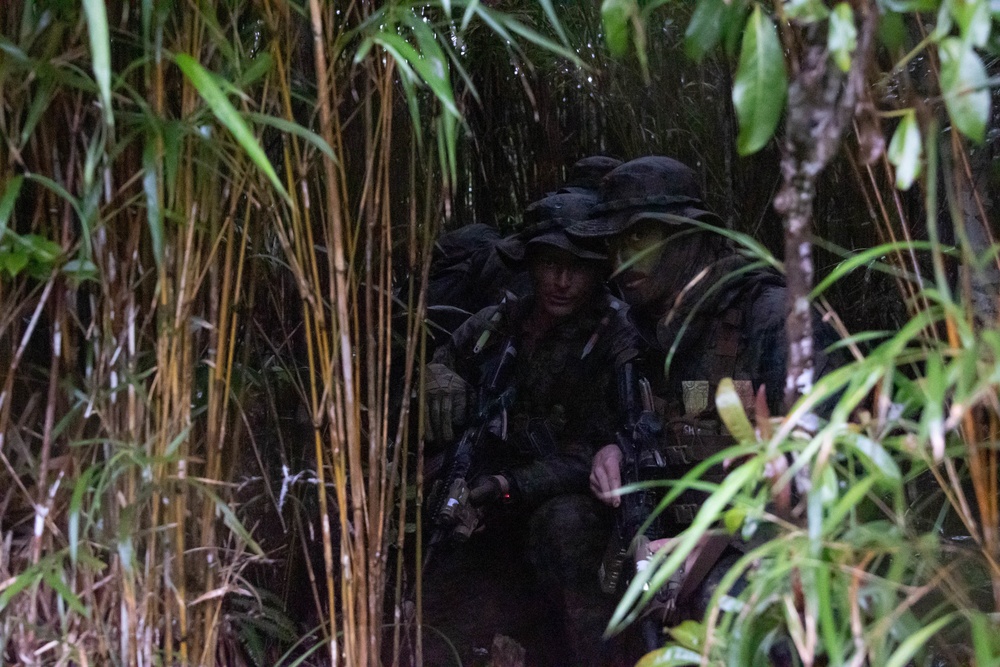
[716,378,756,442]
[877,0,940,10]
[724,506,747,534]
[635,645,702,667]
[685,0,726,61]
[82,0,114,128]
[828,3,858,72]
[142,136,164,269]
[69,466,97,567]
[1,248,29,276]
[887,109,923,190]
[538,0,570,46]
[949,0,991,46]
[373,32,459,118]
[174,53,291,205]
[784,0,830,22]
[939,37,991,142]
[602,0,634,57]
[884,613,956,667]
[246,113,338,163]
[0,175,23,243]
[42,569,90,617]
[878,11,907,52]
[732,6,788,155]
[0,564,43,612]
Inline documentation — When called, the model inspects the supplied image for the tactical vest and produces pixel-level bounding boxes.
[656,304,754,531]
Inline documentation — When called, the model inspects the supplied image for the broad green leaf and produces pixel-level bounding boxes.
[939,37,990,142]
[685,0,726,61]
[732,7,788,155]
[784,0,830,22]
[724,506,747,534]
[828,3,858,72]
[887,109,923,190]
[635,644,702,666]
[174,54,291,204]
[877,0,940,10]
[1,248,29,276]
[716,378,756,442]
[602,0,634,57]
[878,11,907,52]
[82,0,114,128]
[949,0,991,46]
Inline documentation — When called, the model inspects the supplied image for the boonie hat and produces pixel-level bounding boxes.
[497,192,606,264]
[569,155,722,238]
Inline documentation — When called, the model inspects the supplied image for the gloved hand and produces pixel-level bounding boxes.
[424,362,475,442]
[589,444,623,507]
[469,474,510,506]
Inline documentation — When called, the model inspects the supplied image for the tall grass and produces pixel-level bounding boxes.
[0,1,580,665]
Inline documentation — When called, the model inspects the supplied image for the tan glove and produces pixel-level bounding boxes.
[424,362,475,442]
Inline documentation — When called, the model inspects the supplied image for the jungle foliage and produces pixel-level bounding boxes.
[0,0,997,666]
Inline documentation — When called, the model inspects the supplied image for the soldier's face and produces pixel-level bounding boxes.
[608,219,671,307]
[528,248,601,318]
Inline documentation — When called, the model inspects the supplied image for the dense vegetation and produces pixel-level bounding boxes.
[0,0,997,666]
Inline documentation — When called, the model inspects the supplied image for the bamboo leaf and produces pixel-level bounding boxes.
[174,53,291,205]
[373,32,459,118]
[142,135,164,269]
[42,569,90,617]
[0,564,43,612]
[732,6,788,155]
[82,0,114,128]
[0,175,23,243]
[939,37,991,143]
[246,112,338,163]
[685,0,726,61]
[884,613,956,667]
[69,466,98,567]
[537,0,570,46]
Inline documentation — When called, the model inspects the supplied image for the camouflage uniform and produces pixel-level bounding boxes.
[422,289,640,666]
[420,189,646,666]
[569,156,845,624]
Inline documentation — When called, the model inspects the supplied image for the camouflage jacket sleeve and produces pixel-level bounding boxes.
[505,300,639,506]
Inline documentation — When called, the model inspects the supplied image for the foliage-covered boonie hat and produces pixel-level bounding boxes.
[568,155,722,238]
[496,192,607,265]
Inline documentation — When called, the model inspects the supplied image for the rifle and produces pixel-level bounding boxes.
[424,335,517,566]
[599,361,666,594]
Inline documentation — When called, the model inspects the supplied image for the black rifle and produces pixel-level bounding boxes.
[424,335,517,566]
[599,361,669,648]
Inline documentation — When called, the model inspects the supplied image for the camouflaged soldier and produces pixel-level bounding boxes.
[421,191,640,666]
[569,155,843,622]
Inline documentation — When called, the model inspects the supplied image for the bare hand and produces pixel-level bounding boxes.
[590,444,623,507]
